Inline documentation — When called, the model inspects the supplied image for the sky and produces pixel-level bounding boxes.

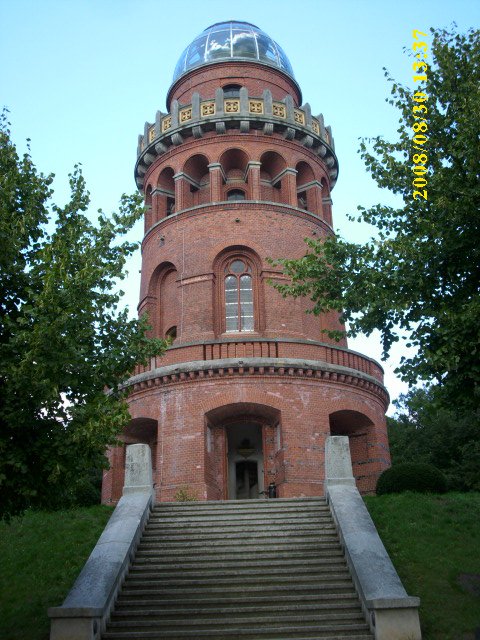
[1,0,479,413]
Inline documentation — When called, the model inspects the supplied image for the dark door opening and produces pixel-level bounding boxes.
[226,423,264,499]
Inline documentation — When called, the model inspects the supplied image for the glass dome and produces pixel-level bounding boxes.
[172,21,295,82]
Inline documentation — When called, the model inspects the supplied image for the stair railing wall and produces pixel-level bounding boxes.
[48,444,155,640]
[324,435,422,640]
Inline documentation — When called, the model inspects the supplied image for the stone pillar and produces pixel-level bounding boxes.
[282,168,298,207]
[208,163,224,202]
[123,443,153,495]
[144,206,153,233]
[322,195,333,226]
[306,183,322,215]
[174,173,186,212]
[324,436,356,490]
[247,161,261,200]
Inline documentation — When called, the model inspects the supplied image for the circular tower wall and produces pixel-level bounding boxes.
[101,21,390,505]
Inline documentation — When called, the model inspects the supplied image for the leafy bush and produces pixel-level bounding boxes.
[174,486,198,502]
[377,462,447,495]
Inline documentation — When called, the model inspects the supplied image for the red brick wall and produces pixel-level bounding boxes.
[167,61,301,109]
[102,373,390,504]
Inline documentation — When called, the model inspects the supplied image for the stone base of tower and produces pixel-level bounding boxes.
[102,355,390,505]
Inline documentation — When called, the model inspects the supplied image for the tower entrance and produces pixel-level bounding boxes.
[226,423,264,499]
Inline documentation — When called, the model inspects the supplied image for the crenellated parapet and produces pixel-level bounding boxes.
[135,87,338,189]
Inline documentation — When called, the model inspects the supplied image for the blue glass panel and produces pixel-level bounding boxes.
[173,47,189,78]
[231,29,257,59]
[186,35,208,67]
[276,43,294,75]
[256,33,278,64]
[206,29,231,60]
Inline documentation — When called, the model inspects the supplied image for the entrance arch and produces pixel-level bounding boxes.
[205,402,281,500]
[329,409,374,490]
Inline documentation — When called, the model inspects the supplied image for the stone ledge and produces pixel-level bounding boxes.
[367,597,421,609]
[123,356,389,406]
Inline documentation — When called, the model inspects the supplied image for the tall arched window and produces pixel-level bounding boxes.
[224,259,254,332]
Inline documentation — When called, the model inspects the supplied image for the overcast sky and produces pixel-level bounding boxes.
[1,0,478,412]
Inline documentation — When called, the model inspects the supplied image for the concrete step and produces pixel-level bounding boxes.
[136,539,341,554]
[103,624,372,639]
[149,508,329,520]
[107,614,367,631]
[113,601,362,615]
[147,515,332,527]
[124,577,352,592]
[151,502,329,514]
[119,580,356,597]
[152,497,327,510]
[128,564,350,580]
[132,555,345,570]
[109,609,366,624]
[141,526,336,541]
[117,585,359,609]
[134,547,343,561]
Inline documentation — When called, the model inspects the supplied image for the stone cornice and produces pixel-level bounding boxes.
[135,90,338,190]
[124,357,389,409]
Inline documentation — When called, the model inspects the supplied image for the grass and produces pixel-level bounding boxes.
[1,494,479,640]
[0,505,113,640]
[365,492,480,640]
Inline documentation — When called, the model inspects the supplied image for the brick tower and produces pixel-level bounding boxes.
[101,21,390,504]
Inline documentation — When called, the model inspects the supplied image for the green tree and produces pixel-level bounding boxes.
[388,387,480,491]
[0,113,165,520]
[274,27,480,409]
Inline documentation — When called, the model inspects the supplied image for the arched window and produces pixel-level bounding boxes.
[223,84,242,98]
[227,189,246,201]
[224,259,254,332]
[165,326,177,342]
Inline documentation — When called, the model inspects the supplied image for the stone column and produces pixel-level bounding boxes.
[174,173,186,212]
[247,161,261,200]
[282,168,298,207]
[322,195,333,226]
[208,163,224,202]
[306,183,322,215]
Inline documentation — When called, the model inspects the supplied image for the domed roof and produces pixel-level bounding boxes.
[172,21,295,82]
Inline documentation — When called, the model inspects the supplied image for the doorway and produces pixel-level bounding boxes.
[226,423,264,499]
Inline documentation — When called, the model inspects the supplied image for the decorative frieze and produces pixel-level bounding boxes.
[224,99,240,113]
[201,101,216,116]
[162,116,172,132]
[179,107,193,123]
[136,95,338,189]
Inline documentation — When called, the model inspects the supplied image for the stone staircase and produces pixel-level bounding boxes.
[102,497,373,640]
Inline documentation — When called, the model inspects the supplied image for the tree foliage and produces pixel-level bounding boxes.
[388,387,480,491]
[274,27,480,409]
[0,113,165,520]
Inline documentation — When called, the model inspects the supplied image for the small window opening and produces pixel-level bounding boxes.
[166,197,175,216]
[223,84,242,98]
[297,192,307,210]
[165,326,177,343]
[227,189,246,201]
